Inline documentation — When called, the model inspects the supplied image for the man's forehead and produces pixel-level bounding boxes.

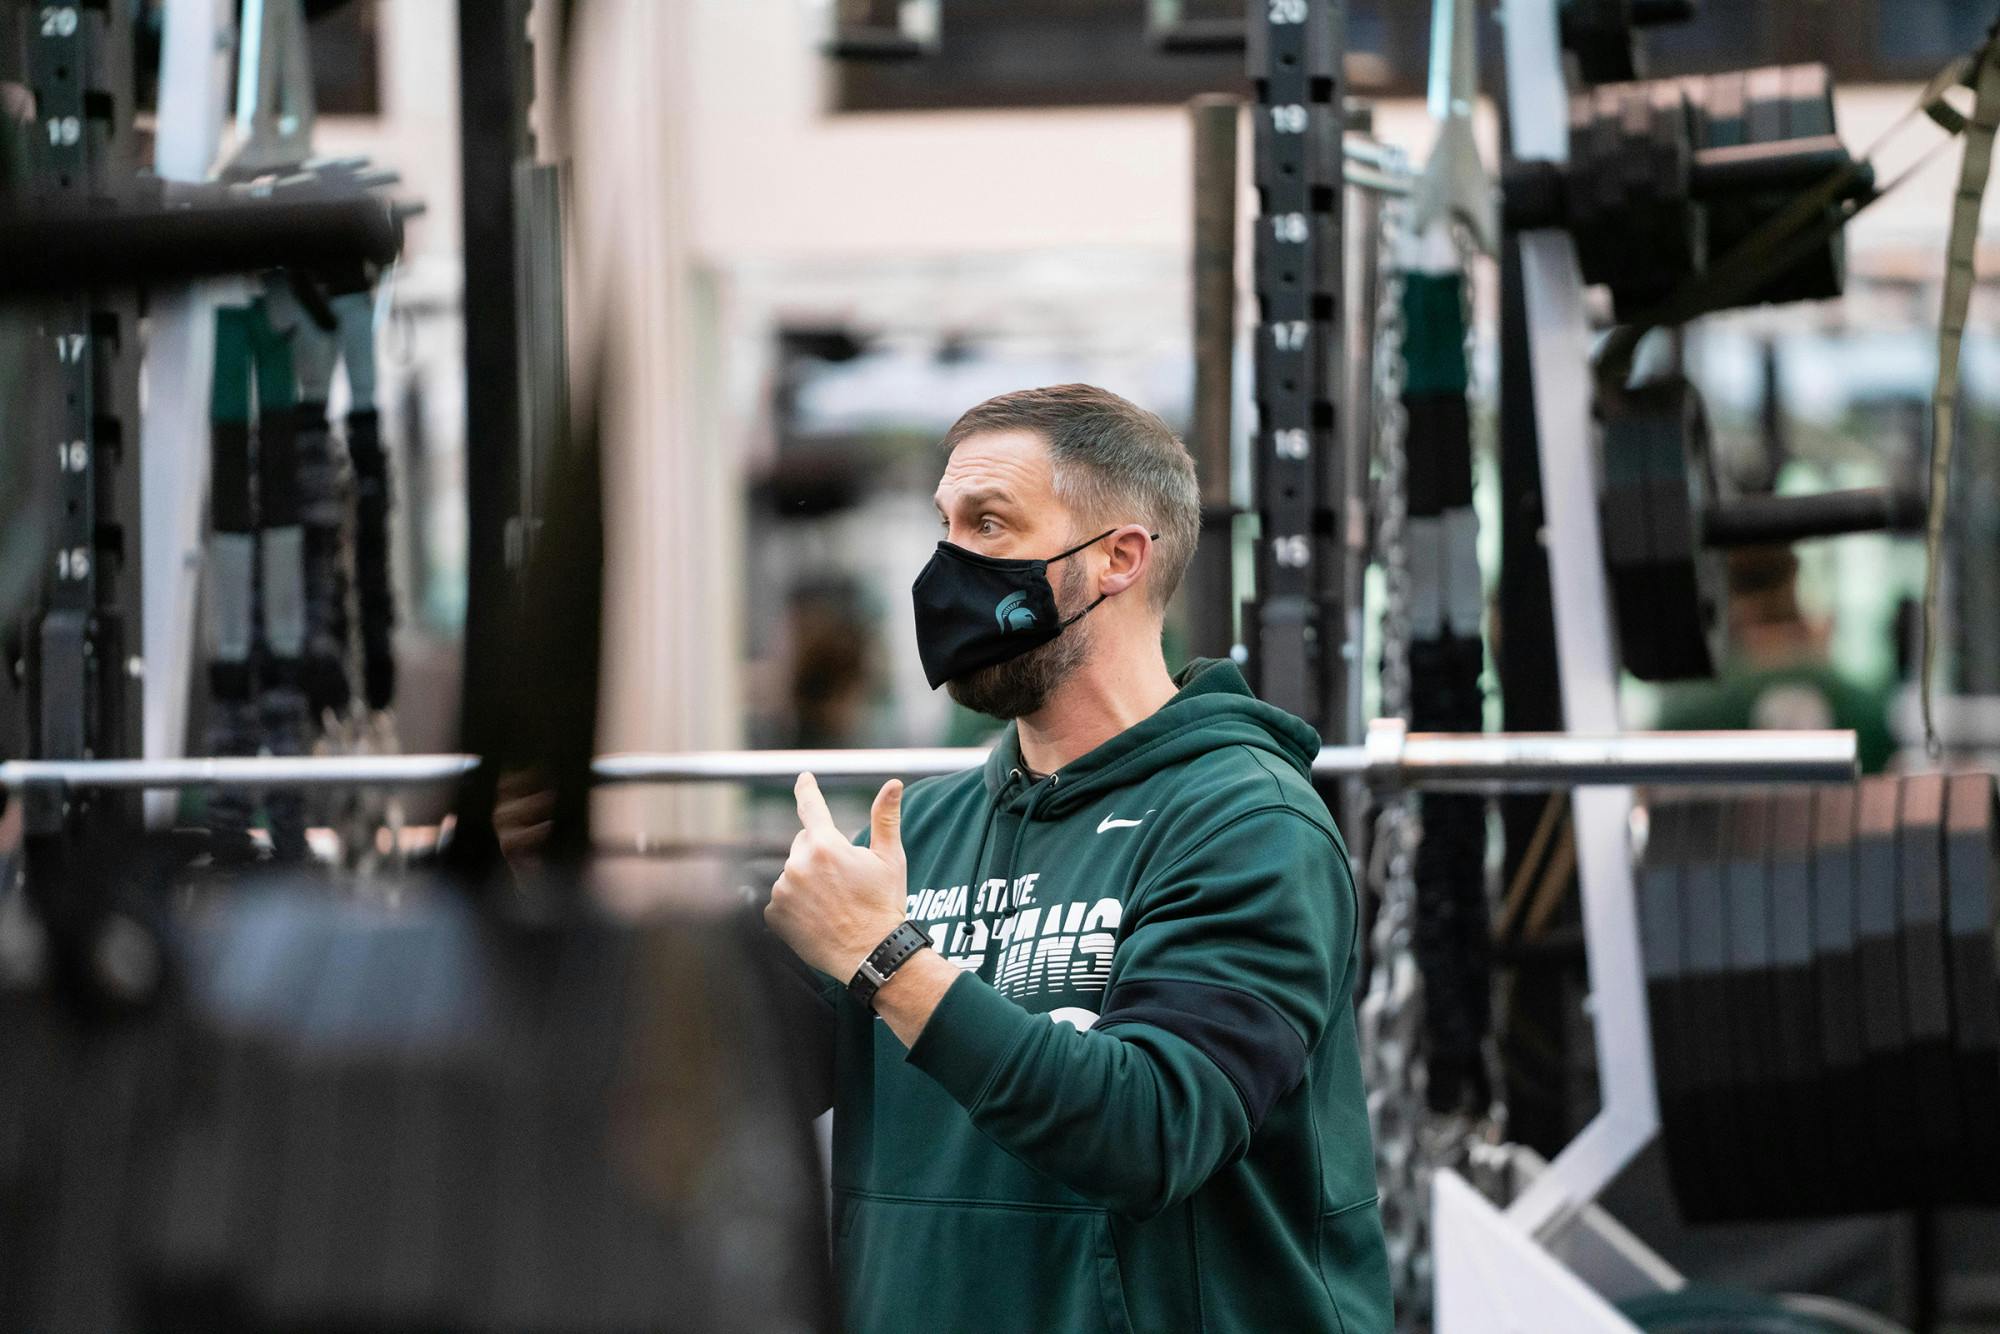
[934,430,1053,508]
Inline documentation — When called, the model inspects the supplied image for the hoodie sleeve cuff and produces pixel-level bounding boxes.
[906,971,1037,1108]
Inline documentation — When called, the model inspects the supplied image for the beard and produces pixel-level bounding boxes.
[946,557,1095,720]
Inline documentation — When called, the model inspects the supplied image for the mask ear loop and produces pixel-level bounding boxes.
[1052,530,1162,628]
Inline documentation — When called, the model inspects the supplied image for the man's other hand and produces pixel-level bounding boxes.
[765,774,909,981]
[493,769,555,869]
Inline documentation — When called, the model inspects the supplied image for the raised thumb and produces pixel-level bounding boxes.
[870,779,904,856]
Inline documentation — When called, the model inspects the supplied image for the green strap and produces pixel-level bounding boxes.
[1923,39,2000,750]
[246,297,298,412]
[1402,272,1470,397]
[211,306,253,424]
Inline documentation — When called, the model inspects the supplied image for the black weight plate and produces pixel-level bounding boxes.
[1690,63,1845,307]
[1679,798,1743,1220]
[1809,784,1876,1212]
[1720,793,1777,1215]
[1896,772,1964,1203]
[1943,772,2000,1201]
[1776,63,1843,301]
[1648,381,1727,681]
[1697,70,1747,150]
[1570,81,1699,314]
[1601,397,1661,677]
[1855,775,1919,1207]
[1744,65,1787,147]
[1641,799,1712,1218]
[1784,63,1834,139]
[1766,789,1824,1214]
[1606,379,1724,681]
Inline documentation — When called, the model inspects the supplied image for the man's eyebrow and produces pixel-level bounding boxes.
[937,488,1018,514]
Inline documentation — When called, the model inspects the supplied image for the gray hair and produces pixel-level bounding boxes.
[940,384,1201,612]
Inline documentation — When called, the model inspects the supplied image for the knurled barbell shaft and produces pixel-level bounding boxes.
[0,729,1857,793]
[1702,486,1925,548]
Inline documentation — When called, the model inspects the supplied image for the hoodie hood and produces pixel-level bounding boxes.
[980,658,1323,817]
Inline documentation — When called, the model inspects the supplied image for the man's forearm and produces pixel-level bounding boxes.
[871,947,959,1047]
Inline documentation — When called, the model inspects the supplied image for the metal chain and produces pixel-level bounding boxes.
[1359,184,1430,1327]
[1454,219,1511,1150]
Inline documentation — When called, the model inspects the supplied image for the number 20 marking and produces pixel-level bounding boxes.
[1268,0,1308,23]
[40,6,78,37]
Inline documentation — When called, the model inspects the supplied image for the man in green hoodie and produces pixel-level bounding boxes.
[766,384,1391,1333]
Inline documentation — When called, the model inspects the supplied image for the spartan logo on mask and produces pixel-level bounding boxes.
[995,590,1040,633]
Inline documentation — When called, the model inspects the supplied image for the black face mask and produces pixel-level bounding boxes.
[912,529,1145,690]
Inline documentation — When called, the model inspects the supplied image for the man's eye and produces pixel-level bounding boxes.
[978,518,999,536]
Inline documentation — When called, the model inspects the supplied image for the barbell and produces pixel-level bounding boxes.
[0,723,1858,794]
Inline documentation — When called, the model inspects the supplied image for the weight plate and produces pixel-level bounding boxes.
[1650,380,1727,680]
[1766,788,1824,1214]
[1895,772,1964,1203]
[1943,772,2000,1201]
[1603,378,1726,681]
[1783,63,1834,139]
[1600,386,1662,677]
[1720,793,1777,1215]
[1641,799,1712,1218]
[1744,65,1787,146]
[1695,70,1746,150]
[1691,63,1845,307]
[1778,63,1843,302]
[1855,775,1918,1207]
[1678,798,1744,1220]
[1567,80,1701,315]
[1809,784,1877,1212]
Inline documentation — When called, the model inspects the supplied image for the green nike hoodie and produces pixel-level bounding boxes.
[825,659,1392,1333]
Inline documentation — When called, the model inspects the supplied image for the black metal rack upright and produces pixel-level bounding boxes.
[8,1,144,902]
[451,0,573,866]
[1243,0,1349,739]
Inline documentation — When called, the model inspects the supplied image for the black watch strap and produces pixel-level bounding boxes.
[848,922,929,1007]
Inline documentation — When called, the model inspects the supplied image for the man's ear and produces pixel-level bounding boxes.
[1096,526,1153,599]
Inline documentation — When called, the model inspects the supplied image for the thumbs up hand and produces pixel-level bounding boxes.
[765,774,912,982]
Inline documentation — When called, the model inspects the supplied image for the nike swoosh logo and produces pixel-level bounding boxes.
[1096,813,1150,833]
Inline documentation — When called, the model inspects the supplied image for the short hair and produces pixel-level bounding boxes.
[940,384,1201,612]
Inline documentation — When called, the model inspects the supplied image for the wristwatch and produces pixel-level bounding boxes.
[848,922,930,1008]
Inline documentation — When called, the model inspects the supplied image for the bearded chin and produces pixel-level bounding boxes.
[946,563,1094,720]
